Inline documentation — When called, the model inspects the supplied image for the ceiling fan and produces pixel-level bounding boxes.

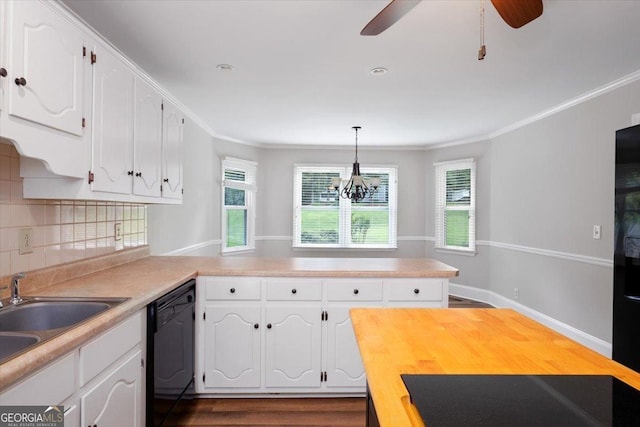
[360,0,543,36]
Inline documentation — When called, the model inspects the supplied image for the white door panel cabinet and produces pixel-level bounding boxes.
[0,0,89,178]
[161,100,183,200]
[203,306,261,389]
[196,276,447,395]
[81,350,142,427]
[133,76,162,197]
[0,310,145,426]
[265,306,322,388]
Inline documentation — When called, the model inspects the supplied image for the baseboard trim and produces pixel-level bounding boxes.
[163,239,221,256]
[449,282,612,358]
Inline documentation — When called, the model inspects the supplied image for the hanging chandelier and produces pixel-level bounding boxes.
[330,126,380,203]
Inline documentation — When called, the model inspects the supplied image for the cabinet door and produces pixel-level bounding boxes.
[0,1,6,111]
[91,43,134,194]
[161,100,183,200]
[81,350,142,427]
[325,307,366,388]
[203,305,261,389]
[132,77,162,197]
[265,306,322,388]
[8,1,83,136]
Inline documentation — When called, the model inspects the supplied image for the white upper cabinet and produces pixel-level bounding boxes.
[0,0,89,178]
[91,42,135,195]
[8,0,83,136]
[133,77,162,197]
[161,100,183,200]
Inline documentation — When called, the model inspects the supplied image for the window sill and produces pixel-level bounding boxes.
[292,246,398,252]
[434,247,477,257]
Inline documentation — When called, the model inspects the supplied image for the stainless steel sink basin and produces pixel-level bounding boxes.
[0,333,41,361]
[0,301,111,331]
[0,297,128,363]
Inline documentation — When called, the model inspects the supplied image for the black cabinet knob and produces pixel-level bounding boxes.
[230,288,236,294]
[14,77,26,86]
[164,178,169,182]
[135,172,142,177]
[254,323,259,329]
[267,323,272,329]
[353,289,359,295]
[291,288,297,294]
[414,288,420,294]
[0,68,7,77]
[127,171,134,176]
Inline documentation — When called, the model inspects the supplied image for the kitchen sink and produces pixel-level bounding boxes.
[0,333,41,361]
[0,297,128,363]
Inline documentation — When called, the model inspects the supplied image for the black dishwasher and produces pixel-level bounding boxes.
[146,279,196,427]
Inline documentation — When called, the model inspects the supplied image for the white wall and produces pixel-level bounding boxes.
[255,146,429,258]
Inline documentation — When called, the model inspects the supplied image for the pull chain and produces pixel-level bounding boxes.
[478,0,486,60]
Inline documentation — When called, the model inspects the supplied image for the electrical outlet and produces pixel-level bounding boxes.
[114,222,122,241]
[513,288,519,300]
[632,112,640,126]
[19,228,34,255]
[593,225,601,240]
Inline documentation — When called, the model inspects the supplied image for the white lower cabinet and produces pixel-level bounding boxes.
[265,306,322,388]
[203,305,261,389]
[0,310,144,426]
[196,276,447,395]
[81,350,142,427]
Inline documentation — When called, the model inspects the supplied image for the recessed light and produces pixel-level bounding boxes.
[217,64,234,71]
[370,67,388,76]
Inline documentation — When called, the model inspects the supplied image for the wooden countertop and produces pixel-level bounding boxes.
[350,308,640,427]
[0,255,457,390]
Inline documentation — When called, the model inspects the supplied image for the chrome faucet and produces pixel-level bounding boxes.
[10,272,25,305]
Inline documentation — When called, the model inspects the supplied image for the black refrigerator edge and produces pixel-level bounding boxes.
[613,123,640,371]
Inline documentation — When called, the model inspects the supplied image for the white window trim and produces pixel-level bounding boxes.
[293,164,398,249]
[434,158,476,254]
[222,157,257,254]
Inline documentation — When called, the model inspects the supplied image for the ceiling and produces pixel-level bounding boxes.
[61,0,640,148]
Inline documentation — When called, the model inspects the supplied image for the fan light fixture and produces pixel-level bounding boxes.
[330,126,380,203]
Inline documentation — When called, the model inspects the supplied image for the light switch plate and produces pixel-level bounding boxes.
[593,225,601,240]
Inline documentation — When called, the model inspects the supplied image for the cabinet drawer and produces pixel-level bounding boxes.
[204,277,261,301]
[384,279,443,302]
[0,352,75,405]
[79,311,142,386]
[266,279,322,301]
[326,279,383,302]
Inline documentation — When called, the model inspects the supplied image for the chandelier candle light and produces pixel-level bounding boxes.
[330,126,380,203]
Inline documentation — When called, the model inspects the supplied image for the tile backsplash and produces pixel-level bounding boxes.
[0,143,147,277]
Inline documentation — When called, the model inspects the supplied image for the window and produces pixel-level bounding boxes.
[222,157,256,253]
[435,158,476,253]
[293,165,397,249]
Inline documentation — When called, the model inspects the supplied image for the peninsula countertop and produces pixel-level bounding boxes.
[350,308,640,427]
[0,254,458,390]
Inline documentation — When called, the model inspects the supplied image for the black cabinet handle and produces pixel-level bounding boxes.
[267,323,272,329]
[291,288,297,294]
[254,323,259,329]
[135,172,142,177]
[164,178,169,182]
[0,68,7,77]
[127,171,134,176]
[14,77,26,86]
[414,288,420,294]
[353,289,359,295]
[230,288,236,294]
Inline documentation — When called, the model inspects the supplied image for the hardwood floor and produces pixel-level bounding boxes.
[167,296,490,426]
[163,397,366,427]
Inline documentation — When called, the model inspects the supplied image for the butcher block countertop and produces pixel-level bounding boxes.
[350,308,640,427]
[0,251,457,390]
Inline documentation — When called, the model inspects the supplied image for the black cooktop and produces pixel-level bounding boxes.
[401,374,640,427]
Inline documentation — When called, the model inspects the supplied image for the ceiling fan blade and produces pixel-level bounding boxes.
[360,0,421,36]
[491,0,543,29]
